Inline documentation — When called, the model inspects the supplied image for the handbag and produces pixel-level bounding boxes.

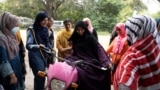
[41,46,56,66]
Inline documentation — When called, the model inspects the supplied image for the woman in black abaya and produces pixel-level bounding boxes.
[66,21,112,90]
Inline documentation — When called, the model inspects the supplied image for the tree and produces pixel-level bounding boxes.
[40,0,66,18]
[0,3,4,13]
[1,0,147,32]
[56,0,86,22]
[125,0,147,11]
[151,11,160,18]
[86,0,124,32]
[117,0,147,23]
[4,0,38,18]
[3,0,66,19]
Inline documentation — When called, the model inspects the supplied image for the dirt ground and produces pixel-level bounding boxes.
[20,30,113,90]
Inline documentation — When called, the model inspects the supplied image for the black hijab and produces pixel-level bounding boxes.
[69,21,98,54]
[69,21,94,43]
[33,12,49,46]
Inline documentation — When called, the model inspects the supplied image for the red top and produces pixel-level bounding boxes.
[114,34,160,90]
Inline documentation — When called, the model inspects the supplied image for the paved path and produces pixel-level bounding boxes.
[20,30,113,90]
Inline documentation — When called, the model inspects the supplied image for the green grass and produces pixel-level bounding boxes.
[97,31,110,36]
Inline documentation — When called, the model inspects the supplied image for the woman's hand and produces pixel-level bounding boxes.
[9,73,17,84]
[67,46,72,51]
[62,46,72,52]
[39,44,45,48]
[107,63,112,69]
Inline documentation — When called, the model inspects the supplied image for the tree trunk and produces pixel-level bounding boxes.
[42,0,65,19]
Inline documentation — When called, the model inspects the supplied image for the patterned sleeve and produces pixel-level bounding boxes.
[114,53,139,90]
[0,46,14,78]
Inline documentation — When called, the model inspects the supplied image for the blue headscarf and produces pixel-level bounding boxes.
[33,12,49,47]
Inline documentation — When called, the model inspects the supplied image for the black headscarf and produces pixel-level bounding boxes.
[69,21,93,43]
[69,21,99,56]
[33,12,49,46]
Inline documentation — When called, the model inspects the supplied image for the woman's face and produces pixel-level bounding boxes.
[116,28,121,34]
[47,18,54,28]
[76,27,85,36]
[40,17,48,27]
[64,22,72,30]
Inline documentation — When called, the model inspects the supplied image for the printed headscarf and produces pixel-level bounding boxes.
[0,12,19,60]
[83,18,94,33]
[112,23,127,53]
[125,15,160,45]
